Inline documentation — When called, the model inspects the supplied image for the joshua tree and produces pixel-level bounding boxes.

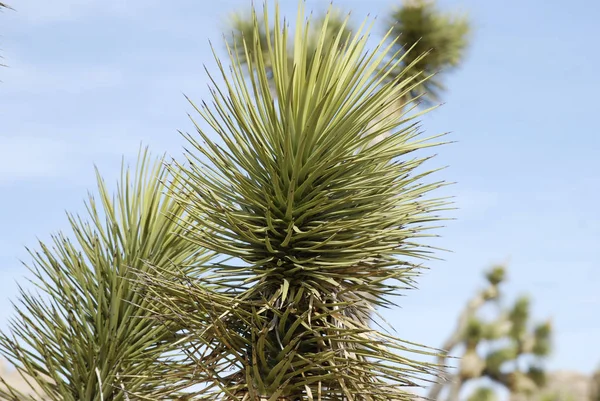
[135,3,454,398]
[387,0,469,105]
[0,2,455,399]
[468,387,498,401]
[228,0,470,108]
[427,265,553,401]
[226,0,471,328]
[0,149,213,400]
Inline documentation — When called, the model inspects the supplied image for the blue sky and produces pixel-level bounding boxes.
[0,0,598,382]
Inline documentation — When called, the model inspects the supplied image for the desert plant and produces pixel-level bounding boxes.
[468,387,498,401]
[0,149,213,400]
[0,1,459,399]
[427,265,553,401]
[229,0,470,108]
[387,0,470,105]
[133,2,452,399]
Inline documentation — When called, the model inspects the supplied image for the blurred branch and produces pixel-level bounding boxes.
[427,266,505,400]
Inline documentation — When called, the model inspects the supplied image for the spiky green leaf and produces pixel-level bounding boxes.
[141,2,451,399]
[0,149,212,400]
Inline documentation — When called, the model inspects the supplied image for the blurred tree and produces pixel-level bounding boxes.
[468,387,498,401]
[427,265,553,401]
[388,0,469,105]
[227,7,353,81]
[228,0,470,109]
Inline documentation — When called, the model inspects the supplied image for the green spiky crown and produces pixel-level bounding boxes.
[141,3,451,399]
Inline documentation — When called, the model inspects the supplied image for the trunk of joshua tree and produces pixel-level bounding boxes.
[427,279,502,400]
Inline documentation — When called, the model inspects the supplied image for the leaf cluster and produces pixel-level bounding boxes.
[0,3,452,400]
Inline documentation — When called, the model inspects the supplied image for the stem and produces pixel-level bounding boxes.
[445,376,463,401]
[427,282,499,400]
